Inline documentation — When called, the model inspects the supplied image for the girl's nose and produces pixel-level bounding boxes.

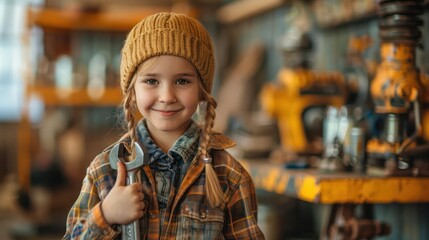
[159,85,177,104]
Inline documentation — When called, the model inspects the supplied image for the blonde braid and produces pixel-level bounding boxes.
[199,90,225,208]
[120,85,138,160]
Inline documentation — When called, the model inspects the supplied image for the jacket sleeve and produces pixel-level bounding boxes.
[224,167,265,240]
[63,154,119,240]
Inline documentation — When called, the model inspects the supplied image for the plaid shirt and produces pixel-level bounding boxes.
[63,122,264,240]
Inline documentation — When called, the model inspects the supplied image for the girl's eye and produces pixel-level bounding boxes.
[176,78,190,85]
[144,79,158,85]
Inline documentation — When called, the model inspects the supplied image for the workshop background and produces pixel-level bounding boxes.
[1,0,429,239]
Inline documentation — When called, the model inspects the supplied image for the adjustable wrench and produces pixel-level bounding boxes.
[109,142,146,240]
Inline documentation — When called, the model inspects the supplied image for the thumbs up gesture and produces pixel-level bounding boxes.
[102,162,145,225]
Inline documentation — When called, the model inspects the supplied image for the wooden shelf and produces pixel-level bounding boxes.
[28,86,122,106]
[240,160,429,204]
[28,7,199,31]
[216,0,287,24]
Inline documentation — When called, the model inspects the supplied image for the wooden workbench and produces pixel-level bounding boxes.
[239,159,429,239]
[240,160,429,204]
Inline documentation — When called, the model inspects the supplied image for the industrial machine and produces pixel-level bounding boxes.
[260,32,347,157]
[366,0,429,176]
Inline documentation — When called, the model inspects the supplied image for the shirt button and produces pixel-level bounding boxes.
[149,212,155,218]
[183,207,190,214]
[200,211,206,219]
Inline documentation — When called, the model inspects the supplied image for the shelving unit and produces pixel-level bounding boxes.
[28,86,122,106]
[27,6,199,31]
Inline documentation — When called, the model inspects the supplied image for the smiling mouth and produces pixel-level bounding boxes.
[153,109,181,116]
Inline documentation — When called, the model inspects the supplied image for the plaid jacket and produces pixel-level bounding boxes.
[63,131,264,240]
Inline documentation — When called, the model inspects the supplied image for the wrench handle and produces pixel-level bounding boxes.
[122,220,140,240]
[126,169,139,185]
[122,169,141,240]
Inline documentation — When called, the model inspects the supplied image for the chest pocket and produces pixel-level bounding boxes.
[178,201,225,240]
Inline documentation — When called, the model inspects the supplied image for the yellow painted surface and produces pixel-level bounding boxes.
[322,177,429,203]
[300,176,429,203]
[275,173,290,195]
[262,169,281,192]
[296,176,321,202]
[320,178,429,203]
[243,160,429,204]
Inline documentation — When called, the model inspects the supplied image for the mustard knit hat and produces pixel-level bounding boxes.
[120,12,215,94]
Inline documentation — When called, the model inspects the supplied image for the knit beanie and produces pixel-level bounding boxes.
[120,12,215,94]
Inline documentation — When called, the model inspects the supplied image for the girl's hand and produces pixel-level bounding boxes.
[102,161,145,225]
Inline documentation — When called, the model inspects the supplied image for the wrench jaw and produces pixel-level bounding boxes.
[127,143,144,169]
[109,143,121,170]
[109,142,146,170]
[109,142,147,185]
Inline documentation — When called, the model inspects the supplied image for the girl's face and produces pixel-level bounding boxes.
[134,55,200,138]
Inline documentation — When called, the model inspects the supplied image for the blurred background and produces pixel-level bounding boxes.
[0,0,429,239]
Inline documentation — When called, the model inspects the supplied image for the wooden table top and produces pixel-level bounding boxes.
[240,159,429,204]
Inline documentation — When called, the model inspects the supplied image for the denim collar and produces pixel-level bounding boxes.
[136,120,200,164]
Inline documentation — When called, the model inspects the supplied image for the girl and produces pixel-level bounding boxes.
[63,12,264,240]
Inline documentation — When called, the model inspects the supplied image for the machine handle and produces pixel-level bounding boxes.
[397,100,422,154]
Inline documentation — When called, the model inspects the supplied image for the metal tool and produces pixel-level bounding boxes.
[325,204,391,240]
[109,142,145,240]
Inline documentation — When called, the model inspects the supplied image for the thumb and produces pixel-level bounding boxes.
[115,161,127,187]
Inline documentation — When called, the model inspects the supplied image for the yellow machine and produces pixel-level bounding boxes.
[366,0,428,175]
[259,29,348,158]
[260,68,346,156]
[366,43,421,155]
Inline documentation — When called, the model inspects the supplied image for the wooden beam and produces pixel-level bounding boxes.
[29,86,122,107]
[28,7,200,31]
[216,0,287,24]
